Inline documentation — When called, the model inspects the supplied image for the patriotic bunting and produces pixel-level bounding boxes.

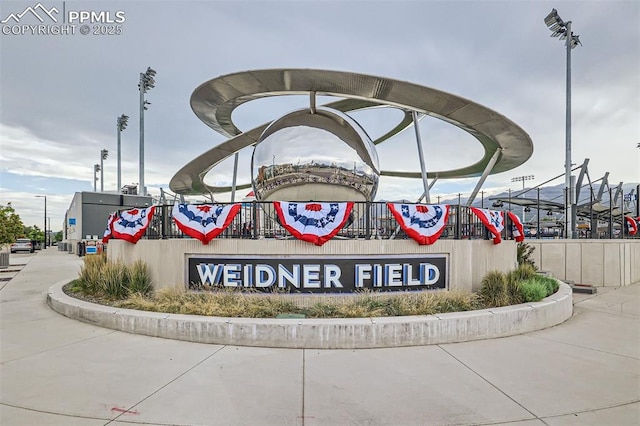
[102,211,119,243]
[470,207,505,244]
[172,203,241,244]
[624,216,638,236]
[111,206,156,244]
[507,211,525,242]
[273,201,354,246]
[387,203,450,245]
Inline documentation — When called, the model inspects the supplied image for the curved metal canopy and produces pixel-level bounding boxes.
[171,69,533,195]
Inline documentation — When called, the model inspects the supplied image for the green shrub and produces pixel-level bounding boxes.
[128,260,153,296]
[505,264,538,305]
[519,280,547,302]
[517,242,536,268]
[510,264,538,282]
[535,276,559,296]
[479,270,509,307]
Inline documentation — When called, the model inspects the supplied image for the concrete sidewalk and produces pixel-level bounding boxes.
[1,249,638,425]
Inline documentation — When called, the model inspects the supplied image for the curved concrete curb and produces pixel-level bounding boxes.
[47,281,573,349]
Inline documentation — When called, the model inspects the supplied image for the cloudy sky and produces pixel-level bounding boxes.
[1,0,639,229]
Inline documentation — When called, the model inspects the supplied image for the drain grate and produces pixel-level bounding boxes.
[0,277,12,282]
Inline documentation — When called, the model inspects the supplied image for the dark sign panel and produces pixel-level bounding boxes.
[187,254,448,293]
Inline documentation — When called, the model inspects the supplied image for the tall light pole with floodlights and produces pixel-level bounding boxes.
[138,66,157,196]
[35,195,46,248]
[100,149,109,192]
[544,8,581,238]
[117,114,129,193]
[94,164,100,192]
[512,175,535,221]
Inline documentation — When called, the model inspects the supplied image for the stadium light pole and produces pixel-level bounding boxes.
[138,67,157,196]
[100,149,109,192]
[544,8,581,238]
[116,114,129,193]
[34,195,46,248]
[93,164,100,192]
[512,175,535,221]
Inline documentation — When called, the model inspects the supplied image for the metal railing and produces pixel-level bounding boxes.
[141,202,531,242]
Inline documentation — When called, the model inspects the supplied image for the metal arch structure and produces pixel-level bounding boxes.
[170,69,533,195]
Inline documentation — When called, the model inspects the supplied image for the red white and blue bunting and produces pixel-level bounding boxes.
[470,207,505,244]
[102,211,119,243]
[507,211,525,242]
[624,216,638,236]
[172,203,241,244]
[111,206,156,244]
[273,201,354,246]
[387,203,450,245]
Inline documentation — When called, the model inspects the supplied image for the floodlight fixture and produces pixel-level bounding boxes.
[544,8,561,27]
[117,114,129,131]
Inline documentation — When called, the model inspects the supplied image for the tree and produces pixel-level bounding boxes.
[54,231,63,242]
[0,204,25,245]
[24,226,44,243]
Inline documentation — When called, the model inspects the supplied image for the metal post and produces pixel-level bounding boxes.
[565,21,576,239]
[608,188,613,238]
[636,184,640,217]
[416,178,438,203]
[230,152,239,202]
[412,111,430,203]
[521,181,525,220]
[116,114,128,194]
[43,198,47,248]
[365,201,371,239]
[117,125,122,193]
[564,187,569,238]
[467,149,502,206]
[310,91,316,114]
[35,195,46,248]
[100,153,104,192]
[139,73,145,196]
[537,187,541,239]
[455,193,461,239]
[619,190,624,239]
[93,165,98,192]
[590,189,595,239]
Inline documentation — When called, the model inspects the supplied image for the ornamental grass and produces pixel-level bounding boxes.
[115,287,481,318]
[69,255,559,319]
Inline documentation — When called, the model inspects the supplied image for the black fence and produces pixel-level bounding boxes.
[139,202,538,242]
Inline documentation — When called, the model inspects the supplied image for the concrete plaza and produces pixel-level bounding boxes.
[1,248,638,425]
